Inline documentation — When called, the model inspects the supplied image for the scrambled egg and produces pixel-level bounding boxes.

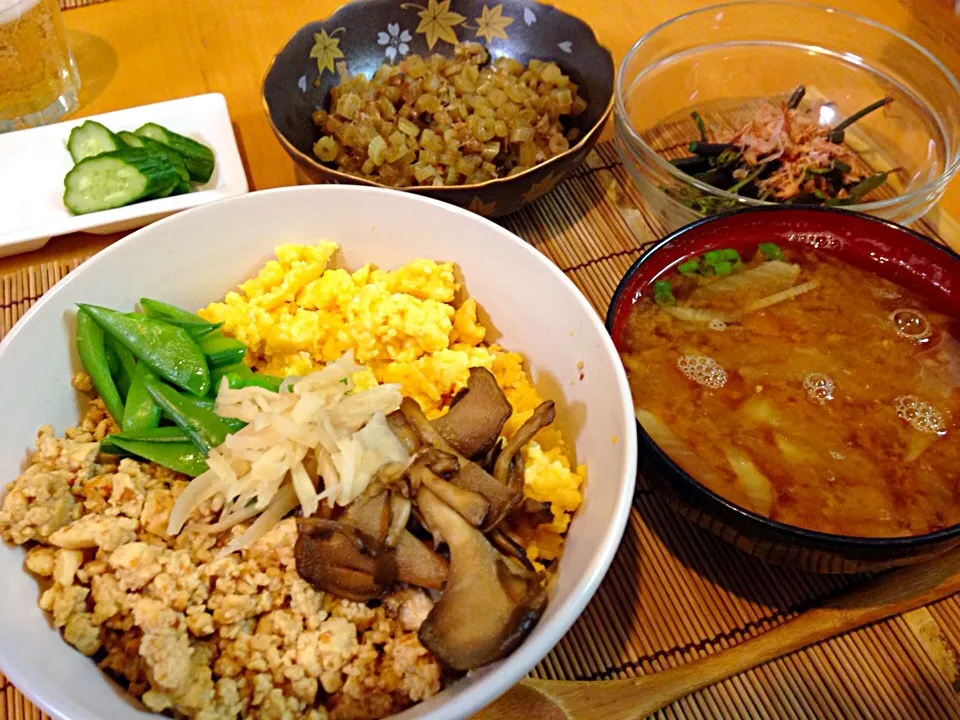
[200,243,585,561]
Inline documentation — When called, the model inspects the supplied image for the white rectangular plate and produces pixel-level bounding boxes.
[0,93,248,257]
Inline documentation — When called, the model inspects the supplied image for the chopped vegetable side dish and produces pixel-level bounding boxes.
[63,120,216,215]
[666,86,895,214]
[0,242,586,720]
[310,42,587,187]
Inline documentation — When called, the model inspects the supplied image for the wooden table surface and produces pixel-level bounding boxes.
[4,1,960,718]
[1,0,959,274]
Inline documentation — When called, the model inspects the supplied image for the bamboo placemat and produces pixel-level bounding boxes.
[60,0,109,10]
[59,0,112,9]
[3,138,960,720]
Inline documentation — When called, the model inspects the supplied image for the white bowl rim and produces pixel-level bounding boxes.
[0,185,638,720]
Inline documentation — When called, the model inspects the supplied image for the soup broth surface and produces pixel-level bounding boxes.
[622,245,960,537]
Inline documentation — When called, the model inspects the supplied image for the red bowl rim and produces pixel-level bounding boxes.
[606,205,960,550]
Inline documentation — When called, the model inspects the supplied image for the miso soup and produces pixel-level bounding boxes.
[621,243,960,537]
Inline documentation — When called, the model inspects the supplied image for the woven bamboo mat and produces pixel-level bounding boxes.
[3,138,960,719]
[59,0,112,9]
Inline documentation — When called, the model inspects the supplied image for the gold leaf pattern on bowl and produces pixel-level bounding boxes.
[309,28,345,75]
[522,171,562,204]
[474,4,514,43]
[408,0,466,50]
[467,196,499,216]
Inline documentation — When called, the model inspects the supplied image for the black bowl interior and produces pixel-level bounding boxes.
[607,206,960,555]
[263,0,614,166]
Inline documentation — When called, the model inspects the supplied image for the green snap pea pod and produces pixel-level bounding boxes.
[144,376,235,453]
[108,337,137,400]
[232,373,283,392]
[122,362,163,433]
[78,304,210,396]
[210,362,283,393]
[198,332,247,368]
[101,426,184,455]
[105,435,208,477]
[111,426,193,442]
[101,425,227,455]
[76,308,125,425]
[104,339,121,378]
[111,417,246,448]
[211,361,252,393]
[162,392,222,425]
[140,298,222,337]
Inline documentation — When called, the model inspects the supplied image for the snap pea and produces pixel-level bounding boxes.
[109,417,246,449]
[105,435,208,477]
[100,426,187,455]
[211,361,252,392]
[103,339,121,378]
[122,362,163,433]
[108,337,137,399]
[210,363,283,393]
[78,304,210,396]
[76,309,125,425]
[110,426,195,442]
[140,298,222,338]
[232,373,283,393]
[144,376,235,453]
[198,332,247,368]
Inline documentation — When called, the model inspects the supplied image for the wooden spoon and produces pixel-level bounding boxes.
[473,547,960,720]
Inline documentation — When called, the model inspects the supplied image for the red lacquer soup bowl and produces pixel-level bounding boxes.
[606,206,960,574]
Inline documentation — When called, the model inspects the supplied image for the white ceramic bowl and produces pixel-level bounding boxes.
[0,186,636,720]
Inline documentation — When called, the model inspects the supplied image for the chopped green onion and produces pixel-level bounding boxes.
[653,280,676,307]
[712,261,734,276]
[703,250,725,265]
[758,242,783,261]
[677,259,700,275]
[720,249,741,262]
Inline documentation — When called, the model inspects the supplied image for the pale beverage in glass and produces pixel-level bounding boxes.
[0,0,80,132]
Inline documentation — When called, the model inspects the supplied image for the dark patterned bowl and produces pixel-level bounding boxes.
[262,0,613,217]
[606,207,960,574]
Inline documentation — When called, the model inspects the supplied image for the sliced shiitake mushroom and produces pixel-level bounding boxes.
[401,397,520,528]
[408,451,490,527]
[416,486,547,671]
[432,367,512,458]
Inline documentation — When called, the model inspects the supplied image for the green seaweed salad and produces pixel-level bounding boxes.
[75,299,280,476]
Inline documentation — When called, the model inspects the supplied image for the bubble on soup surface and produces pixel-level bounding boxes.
[889,308,932,341]
[803,373,834,404]
[677,355,727,389]
[709,319,727,332]
[894,395,947,435]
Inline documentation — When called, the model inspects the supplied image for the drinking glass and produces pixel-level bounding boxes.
[0,0,80,132]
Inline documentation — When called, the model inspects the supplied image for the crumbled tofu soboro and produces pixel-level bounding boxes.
[0,399,441,720]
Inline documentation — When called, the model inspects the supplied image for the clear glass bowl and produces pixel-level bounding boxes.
[614,1,960,232]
